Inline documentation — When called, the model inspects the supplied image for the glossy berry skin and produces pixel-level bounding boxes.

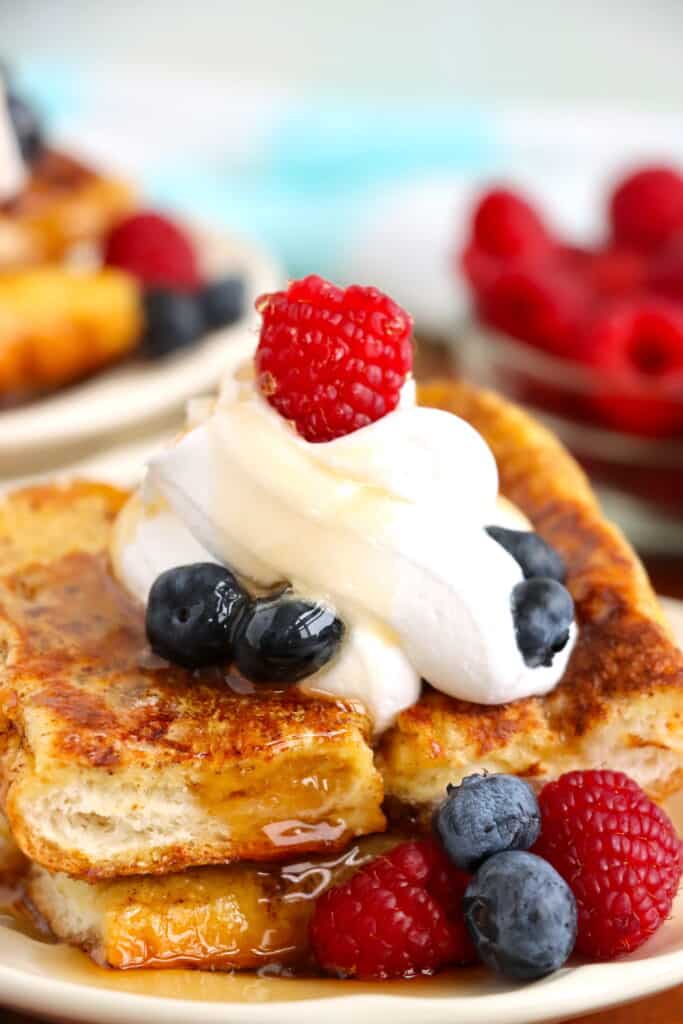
[255,274,413,442]
[610,166,683,251]
[146,563,249,669]
[471,188,552,261]
[200,275,245,329]
[433,774,541,872]
[464,850,577,980]
[7,90,43,164]
[105,211,201,291]
[233,595,344,684]
[310,839,475,979]
[511,578,574,669]
[141,289,205,358]
[486,526,566,583]
[534,771,683,960]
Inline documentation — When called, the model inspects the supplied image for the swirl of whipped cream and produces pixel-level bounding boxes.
[112,344,575,732]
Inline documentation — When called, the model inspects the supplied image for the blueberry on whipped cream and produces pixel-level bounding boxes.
[233,595,345,684]
[511,578,575,669]
[146,562,344,683]
[486,526,566,583]
[146,563,249,669]
[111,276,577,732]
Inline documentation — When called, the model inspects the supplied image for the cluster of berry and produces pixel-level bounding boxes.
[310,770,682,980]
[146,562,344,683]
[461,168,683,437]
[105,211,244,358]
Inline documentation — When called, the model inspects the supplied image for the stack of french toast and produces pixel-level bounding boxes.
[0,76,248,407]
[0,369,681,972]
[0,74,140,404]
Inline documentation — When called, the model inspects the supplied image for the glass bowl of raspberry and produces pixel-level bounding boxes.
[456,172,683,552]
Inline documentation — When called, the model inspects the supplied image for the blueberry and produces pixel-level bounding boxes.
[511,578,574,668]
[233,596,344,684]
[146,563,249,669]
[486,526,566,583]
[433,773,541,872]
[141,289,205,358]
[7,90,43,164]
[464,850,577,980]
[200,276,245,330]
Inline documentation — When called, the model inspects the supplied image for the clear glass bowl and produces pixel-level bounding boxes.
[455,320,683,553]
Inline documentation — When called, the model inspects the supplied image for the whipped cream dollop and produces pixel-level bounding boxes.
[112,342,575,732]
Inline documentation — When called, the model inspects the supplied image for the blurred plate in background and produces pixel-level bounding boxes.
[0,225,281,480]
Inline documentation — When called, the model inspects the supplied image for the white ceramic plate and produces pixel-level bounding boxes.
[0,226,281,473]
[0,600,682,1024]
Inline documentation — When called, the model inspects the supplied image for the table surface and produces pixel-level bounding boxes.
[5,339,683,1023]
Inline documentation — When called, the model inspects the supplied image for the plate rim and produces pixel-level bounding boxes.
[0,225,281,459]
[1,935,683,1024]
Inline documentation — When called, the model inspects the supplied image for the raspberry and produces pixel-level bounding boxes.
[255,274,413,443]
[610,166,683,251]
[649,237,683,303]
[472,188,552,261]
[310,839,474,979]
[534,770,683,960]
[585,245,647,299]
[583,302,683,436]
[477,265,587,358]
[104,211,201,291]
[460,241,499,295]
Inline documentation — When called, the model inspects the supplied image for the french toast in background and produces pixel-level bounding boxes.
[0,148,134,269]
[0,267,142,400]
[0,79,249,408]
[0,78,143,403]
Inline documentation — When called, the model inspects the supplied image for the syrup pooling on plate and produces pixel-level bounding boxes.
[98,838,400,972]
[0,836,400,972]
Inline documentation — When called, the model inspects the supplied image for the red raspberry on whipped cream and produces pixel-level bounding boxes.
[254,274,413,442]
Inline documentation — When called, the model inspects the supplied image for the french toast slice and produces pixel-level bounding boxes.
[0,148,134,269]
[27,836,397,970]
[1,380,682,878]
[378,381,683,824]
[0,484,385,880]
[0,266,142,400]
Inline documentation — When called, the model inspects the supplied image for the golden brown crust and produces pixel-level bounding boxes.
[0,484,384,878]
[418,380,665,628]
[1,379,682,878]
[28,835,402,970]
[377,381,683,814]
[0,149,135,269]
[0,267,143,400]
